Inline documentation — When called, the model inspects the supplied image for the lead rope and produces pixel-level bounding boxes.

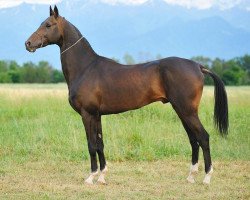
[61,36,84,55]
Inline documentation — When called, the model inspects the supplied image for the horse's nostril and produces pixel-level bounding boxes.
[26,41,31,47]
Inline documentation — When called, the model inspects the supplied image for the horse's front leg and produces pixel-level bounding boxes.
[96,116,108,184]
[81,110,99,184]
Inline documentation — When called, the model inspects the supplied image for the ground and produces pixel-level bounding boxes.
[0,160,249,199]
[0,85,249,199]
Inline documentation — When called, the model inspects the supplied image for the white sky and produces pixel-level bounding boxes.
[0,0,249,10]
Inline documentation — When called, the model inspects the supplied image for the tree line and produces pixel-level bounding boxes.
[122,53,250,85]
[0,61,64,83]
[0,54,249,85]
[190,55,250,85]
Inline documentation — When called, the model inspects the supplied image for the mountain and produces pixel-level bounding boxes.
[0,0,250,69]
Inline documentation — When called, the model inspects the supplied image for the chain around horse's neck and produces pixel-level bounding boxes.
[61,36,83,55]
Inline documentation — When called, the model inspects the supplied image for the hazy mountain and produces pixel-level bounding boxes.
[0,0,249,68]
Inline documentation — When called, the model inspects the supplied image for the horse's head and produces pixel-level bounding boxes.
[25,6,62,52]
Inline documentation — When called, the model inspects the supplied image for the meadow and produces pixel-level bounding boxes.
[0,84,249,199]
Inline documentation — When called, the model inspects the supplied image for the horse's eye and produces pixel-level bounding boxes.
[46,24,51,28]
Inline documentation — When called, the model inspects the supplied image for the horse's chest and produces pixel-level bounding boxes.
[68,86,100,115]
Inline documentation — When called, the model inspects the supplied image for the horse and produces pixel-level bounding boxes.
[25,6,228,185]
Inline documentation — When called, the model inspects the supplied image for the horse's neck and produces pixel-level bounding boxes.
[60,21,98,86]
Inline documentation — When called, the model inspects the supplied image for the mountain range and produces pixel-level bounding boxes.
[0,0,250,68]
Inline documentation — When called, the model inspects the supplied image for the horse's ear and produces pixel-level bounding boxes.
[50,5,54,16]
[54,5,59,19]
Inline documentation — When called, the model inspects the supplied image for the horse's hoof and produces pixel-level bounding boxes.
[85,179,94,185]
[203,175,211,185]
[203,166,213,185]
[97,174,107,185]
[97,179,107,185]
[187,176,195,183]
[85,171,98,185]
[203,179,210,185]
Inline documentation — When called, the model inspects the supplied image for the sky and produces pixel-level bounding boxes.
[0,0,250,10]
[0,0,249,68]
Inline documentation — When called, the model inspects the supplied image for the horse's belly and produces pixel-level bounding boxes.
[99,86,167,115]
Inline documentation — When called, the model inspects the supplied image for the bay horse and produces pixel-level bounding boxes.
[25,6,228,185]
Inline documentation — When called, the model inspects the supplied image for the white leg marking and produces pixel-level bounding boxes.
[203,166,213,184]
[187,163,199,183]
[97,166,108,185]
[85,171,98,185]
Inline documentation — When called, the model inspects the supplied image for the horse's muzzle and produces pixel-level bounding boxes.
[25,41,37,53]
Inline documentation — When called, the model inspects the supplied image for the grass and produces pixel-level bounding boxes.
[0,84,249,199]
[0,160,249,199]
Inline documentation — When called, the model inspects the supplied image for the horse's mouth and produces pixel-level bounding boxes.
[26,45,37,53]
[29,48,36,53]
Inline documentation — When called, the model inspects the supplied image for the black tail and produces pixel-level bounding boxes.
[201,66,229,136]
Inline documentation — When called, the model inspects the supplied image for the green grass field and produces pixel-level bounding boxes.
[0,84,249,199]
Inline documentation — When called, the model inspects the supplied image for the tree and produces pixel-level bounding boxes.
[111,57,120,63]
[222,60,246,85]
[0,54,250,85]
[235,54,250,71]
[7,61,21,83]
[191,56,213,85]
[191,56,212,68]
[0,61,8,74]
[0,73,11,83]
[20,62,37,83]
[52,69,65,83]
[211,58,224,77]
[36,61,53,83]
[234,54,250,84]
[123,53,135,65]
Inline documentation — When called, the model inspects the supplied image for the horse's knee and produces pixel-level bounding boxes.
[190,139,199,148]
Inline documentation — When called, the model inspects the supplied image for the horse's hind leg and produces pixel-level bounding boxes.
[173,105,213,184]
[181,120,199,183]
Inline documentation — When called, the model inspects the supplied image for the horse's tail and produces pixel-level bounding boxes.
[201,66,229,136]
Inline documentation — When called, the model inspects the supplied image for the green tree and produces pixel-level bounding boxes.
[192,56,213,85]
[0,60,8,73]
[211,58,224,77]
[191,56,212,68]
[20,62,37,83]
[52,69,65,83]
[8,70,20,83]
[234,54,250,84]
[36,61,53,83]
[222,60,246,85]
[8,61,21,83]
[111,57,120,63]
[0,73,11,83]
[123,53,135,65]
